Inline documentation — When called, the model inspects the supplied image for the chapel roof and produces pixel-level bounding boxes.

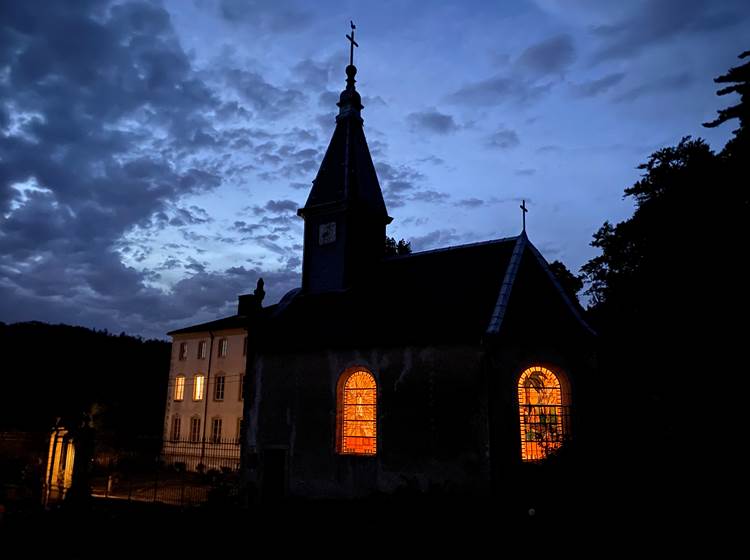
[169,233,593,344]
[298,64,390,223]
[260,236,521,349]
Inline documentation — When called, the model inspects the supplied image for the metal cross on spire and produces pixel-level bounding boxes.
[346,21,358,66]
[520,199,528,232]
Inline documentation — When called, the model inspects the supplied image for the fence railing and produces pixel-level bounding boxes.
[90,436,240,507]
[161,437,241,473]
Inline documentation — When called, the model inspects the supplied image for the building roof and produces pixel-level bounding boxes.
[169,234,593,345]
[167,313,260,336]
[260,237,520,349]
[299,64,390,223]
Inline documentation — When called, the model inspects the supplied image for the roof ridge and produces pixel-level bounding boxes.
[385,235,519,261]
[167,314,240,336]
[485,234,527,334]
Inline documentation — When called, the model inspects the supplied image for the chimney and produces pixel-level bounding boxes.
[237,278,265,316]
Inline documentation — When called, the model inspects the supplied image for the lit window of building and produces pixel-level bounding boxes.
[193,374,205,401]
[174,375,185,401]
[336,368,377,455]
[518,366,570,461]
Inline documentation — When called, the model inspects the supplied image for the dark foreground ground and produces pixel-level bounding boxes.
[0,488,707,555]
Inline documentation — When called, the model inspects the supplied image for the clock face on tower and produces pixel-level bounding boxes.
[319,222,336,245]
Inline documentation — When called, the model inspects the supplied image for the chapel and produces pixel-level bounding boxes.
[166,33,596,505]
[236,46,596,502]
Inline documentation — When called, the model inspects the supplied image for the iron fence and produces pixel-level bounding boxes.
[90,436,240,507]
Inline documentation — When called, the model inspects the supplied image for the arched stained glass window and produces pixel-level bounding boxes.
[336,369,377,455]
[518,366,570,461]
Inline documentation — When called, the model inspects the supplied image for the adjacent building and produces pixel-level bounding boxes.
[162,308,251,471]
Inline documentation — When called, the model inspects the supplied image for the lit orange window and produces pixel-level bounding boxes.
[336,369,377,455]
[518,366,569,461]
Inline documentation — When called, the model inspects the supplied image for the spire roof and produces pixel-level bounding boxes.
[298,62,391,223]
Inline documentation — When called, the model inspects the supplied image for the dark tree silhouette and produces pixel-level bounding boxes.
[703,50,750,136]
[0,321,170,438]
[577,51,750,518]
[548,260,583,305]
[582,137,718,310]
[704,49,749,213]
[384,236,412,256]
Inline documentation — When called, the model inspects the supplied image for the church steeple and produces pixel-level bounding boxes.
[298,25,392,293]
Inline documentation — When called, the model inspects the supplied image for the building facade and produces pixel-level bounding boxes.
[162,314,249,471]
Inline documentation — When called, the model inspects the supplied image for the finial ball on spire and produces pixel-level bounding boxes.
[337,21,363,117]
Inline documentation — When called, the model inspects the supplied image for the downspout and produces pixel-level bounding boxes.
[239,322,256,506]
[200,330,215,466]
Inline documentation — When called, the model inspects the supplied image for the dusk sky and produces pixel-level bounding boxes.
[1,0,747,339]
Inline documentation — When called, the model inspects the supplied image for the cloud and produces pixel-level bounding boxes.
[447,75,553,107]
[417,155,445,166]
[184,257,207,274]
[486,129,520,149]
[224,68,306,120]
[591,0,749,62]
[292,59,333,91]
[373,160,452,208]
[244,200,299,218]
[375,162,439,209]
[376,162,423,204]
[315,113,336,132]
[362,95,388,108]
[401,216,429,227]
[168,206,213,227]
[232,221,259,234]
[218,0,314,34]
[613,72,693,103]
[515,168,537,176]
[318,90,340,108]
[250,140,320,180]
[406,109,460,134]
[0,1,279,338]
[572,72,626,97]
[536,145,561,153]
[516,34,576,76]
[446,34,577,108]
[409,229,465,251]
[261,199,299,214]
[410,190,450,204]
[455,198,485,208]
[530,0,633,26]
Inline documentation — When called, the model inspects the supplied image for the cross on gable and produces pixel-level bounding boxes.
[520,199,528,232]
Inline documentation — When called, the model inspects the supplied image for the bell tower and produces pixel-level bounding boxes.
[297,24,392,293]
